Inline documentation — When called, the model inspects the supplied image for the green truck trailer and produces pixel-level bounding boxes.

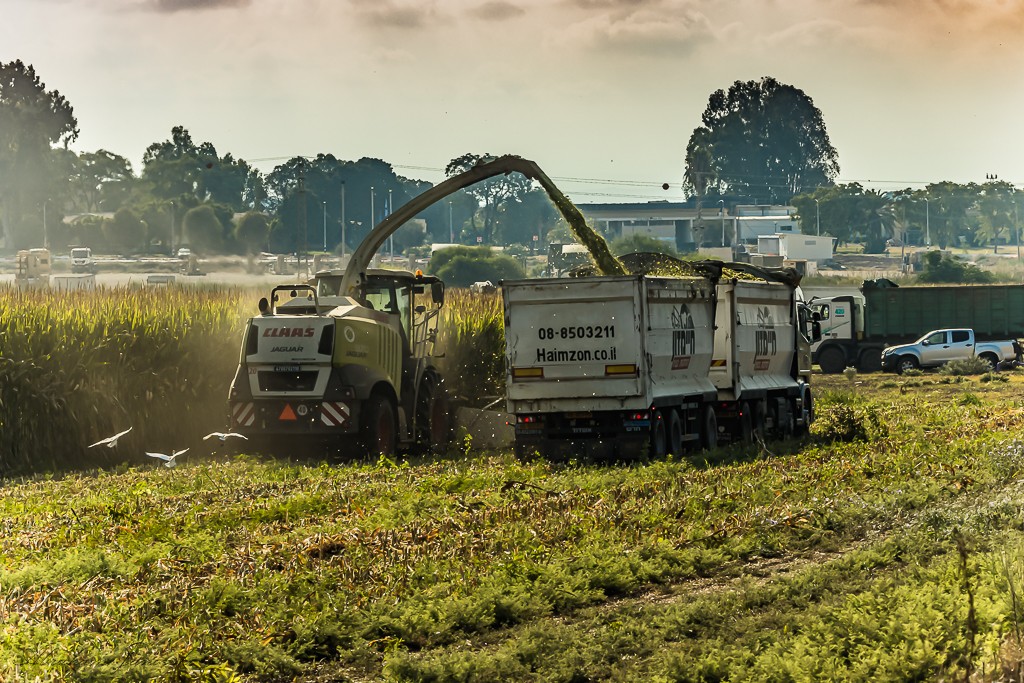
[808,280,1024,373]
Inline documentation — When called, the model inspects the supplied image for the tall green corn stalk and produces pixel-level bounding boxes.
[437,289,505,406]
[0,285,249,476]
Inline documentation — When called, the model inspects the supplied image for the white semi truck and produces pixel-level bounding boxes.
[504,262,819,459]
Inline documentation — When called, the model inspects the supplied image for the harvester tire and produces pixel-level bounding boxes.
[417,375,451,455]
[361,395,396,459]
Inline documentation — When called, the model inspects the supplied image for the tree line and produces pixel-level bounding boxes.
[3,62,1017,258]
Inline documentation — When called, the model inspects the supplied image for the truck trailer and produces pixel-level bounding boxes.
[810,280,1024,373]
[504,262,818,459]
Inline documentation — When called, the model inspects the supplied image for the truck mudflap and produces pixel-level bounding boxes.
[230,399,360,436]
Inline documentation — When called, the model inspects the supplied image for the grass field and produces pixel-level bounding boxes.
[5,371,1024,681]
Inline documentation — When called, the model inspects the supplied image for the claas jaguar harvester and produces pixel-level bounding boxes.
[504,261,820,459]
[227,155,608,457]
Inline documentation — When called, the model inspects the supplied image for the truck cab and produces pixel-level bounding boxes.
[70,247,95,273]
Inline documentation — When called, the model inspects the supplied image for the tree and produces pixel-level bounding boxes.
[916,250,994,284]
[69,150,134,212]
[683,77,839,205]
[445,153,533,244]
[234,211,270,254]
[429,246,526,287]
[791,183,893,252]
[182,204,226,253]
[102,208,146,254]
[0,60,79,248]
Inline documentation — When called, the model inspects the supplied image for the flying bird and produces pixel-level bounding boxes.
[203,431,249,442]
[145,448,189,468]
[89,427,132,449]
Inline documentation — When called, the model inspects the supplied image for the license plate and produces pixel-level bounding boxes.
[273,365,301,372]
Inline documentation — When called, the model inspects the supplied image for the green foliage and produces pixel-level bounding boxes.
[610,233,679,257]
[429,246,525,287]
[183,203,227,253]
[916,250,995,283]
[4,378,1024,679]
[101,207,146,253]
[941,356,993,376]
[684,77,839,205]
[233,211,270,254]
[811,392,887,442]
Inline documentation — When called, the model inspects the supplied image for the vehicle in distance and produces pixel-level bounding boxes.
[70,247,95,273]
[880,328,1021,374]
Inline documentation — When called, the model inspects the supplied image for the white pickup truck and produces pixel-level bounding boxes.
[880,328,1021,374]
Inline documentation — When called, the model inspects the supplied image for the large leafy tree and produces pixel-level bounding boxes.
[684,77,839,205]
[141,126,261,212]
[791,183,892,252]
[69,149,135,212]
[0,60,79,248]
[445,153,533,244]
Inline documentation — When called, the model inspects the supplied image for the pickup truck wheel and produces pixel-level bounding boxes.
[667,409,684,456]
[817,346,846,374]
[979,353,999,371]
[896,356,919,375]
[361,395,396,459]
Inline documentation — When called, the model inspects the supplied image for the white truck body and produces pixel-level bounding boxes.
[70,247,95,273]
[712,279,801,400]
[504,267,815,459]
[505,275,717,413]
[880,328,1020,373]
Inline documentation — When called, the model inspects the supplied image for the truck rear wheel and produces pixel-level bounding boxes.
[667,409,684,456]
[739,402,754,444]
[817,346,846,374]
[700,406,718,451]
[361,395,396,459]
[857,349,883,373]
[650,411,668,459]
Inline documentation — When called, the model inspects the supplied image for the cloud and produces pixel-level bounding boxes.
[348,0,443,29]
[559,0,714,56]
[151,0,250,11]
[469,1,526,21]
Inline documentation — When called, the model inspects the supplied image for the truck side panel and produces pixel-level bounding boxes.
[865,285,1024,340]
[712,280,799,400]
[504,276,717,414]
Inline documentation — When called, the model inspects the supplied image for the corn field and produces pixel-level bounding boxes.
[0,285,510,477]
[0,285,248,476]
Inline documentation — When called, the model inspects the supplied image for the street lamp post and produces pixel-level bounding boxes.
[42,199,49,250]
[814,199,820,236]
[448,201,454,242]
[370,187,375,229]
[924,197,930,247]
[718,199,725,246]
[321,201,327,252]
[388,188,394,263]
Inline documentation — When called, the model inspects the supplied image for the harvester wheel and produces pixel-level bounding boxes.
[361,395,396,459]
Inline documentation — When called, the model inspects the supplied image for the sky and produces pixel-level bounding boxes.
[4,0,1024,203]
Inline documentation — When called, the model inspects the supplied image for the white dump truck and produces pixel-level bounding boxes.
[504,261,818,459]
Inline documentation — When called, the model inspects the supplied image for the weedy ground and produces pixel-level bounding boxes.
[4,372,1024,681]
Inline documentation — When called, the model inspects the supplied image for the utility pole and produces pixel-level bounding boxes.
[299,175,308,275]
[340,182,346,261]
